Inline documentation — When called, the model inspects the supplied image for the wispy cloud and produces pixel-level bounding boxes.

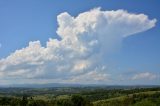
[0,8,156,84]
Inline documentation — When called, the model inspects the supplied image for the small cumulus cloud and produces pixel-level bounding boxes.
[66,71,110,84]
[131,72,157,80]
[0,8,156,84]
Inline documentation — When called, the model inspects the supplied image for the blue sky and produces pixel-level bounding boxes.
[0,0,159,85]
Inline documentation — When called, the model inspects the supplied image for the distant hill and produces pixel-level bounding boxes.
[0,83,159,88]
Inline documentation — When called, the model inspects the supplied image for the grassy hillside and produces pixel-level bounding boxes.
[93,91,160,106]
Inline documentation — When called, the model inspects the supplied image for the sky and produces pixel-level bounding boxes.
[0,0,160,85]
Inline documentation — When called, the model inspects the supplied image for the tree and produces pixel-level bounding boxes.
[71,94,92,106]
[20,96,28,106]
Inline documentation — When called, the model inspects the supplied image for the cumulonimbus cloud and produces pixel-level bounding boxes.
[0,8,157,84]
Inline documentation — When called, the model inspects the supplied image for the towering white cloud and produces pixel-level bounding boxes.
[0,8,156,84]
